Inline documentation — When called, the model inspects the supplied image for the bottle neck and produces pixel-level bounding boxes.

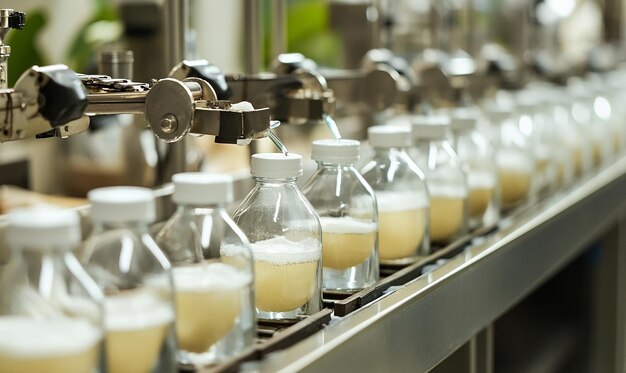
[92,220,151,234]
[373,146,409,158]
[253,176,298,186]
[175,203,223,215]
[317,161,356,170]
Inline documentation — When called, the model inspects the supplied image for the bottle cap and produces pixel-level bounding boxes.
[7,206,81,251]
[251,153,303,178]
[411,115,450,139]
[483,101,512,123]
[450,108,479,132]
[173,172,233,205]
[368,125,412,148]
[88,186,156,223]
[311,139,360,163]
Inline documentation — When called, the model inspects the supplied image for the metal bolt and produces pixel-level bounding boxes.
[160,114,177,134]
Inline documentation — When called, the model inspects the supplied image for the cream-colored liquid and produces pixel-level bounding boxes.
[0,317,101,373]
[573,147,583,177]
[105,290,174,373]
[499,170,532,208]
[469,187,493,218]
[430,197,466,243]
[172,264,249,353]
[247,237,320,312]
[593,142,602,166]
[320,217,377,270]
[376,192,428,260]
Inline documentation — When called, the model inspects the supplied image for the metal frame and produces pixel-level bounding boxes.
[256,156,626,372]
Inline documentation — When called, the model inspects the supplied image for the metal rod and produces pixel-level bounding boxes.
[271,0,287,59]
[243,0,262,74]
[159,0,188,187]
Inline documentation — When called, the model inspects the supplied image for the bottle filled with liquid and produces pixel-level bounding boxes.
[449,109,500,228]
[0,207,104,373]
[81,187,177,373]
[409,115,469,244]
[515,92,560,193]
[232,153,322,321]
[302,139,379,291]
[483,103,535,210]
[361,125,430,263]
[155,173,255,364]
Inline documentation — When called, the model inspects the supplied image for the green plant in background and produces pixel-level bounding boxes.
[263,0,342,68]
[66,0,121,72]
[6,10,48,87]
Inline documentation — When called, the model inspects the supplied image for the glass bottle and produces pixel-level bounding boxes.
[0,207,104,373]
[232,153,322,321]
[155,173,255,364]
[408,115,469,243]
[483,103,536,211]
[449,109,500,228]
[81,187,177,373]
[302,139,379,291]
[360,125,430,263]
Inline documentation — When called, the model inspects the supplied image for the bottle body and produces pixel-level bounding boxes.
[82,222,177,373]
[361,148,430,263]
[232,178,322,321]
[302,163,379,291]
[489,114,536,210]
[156,205,255,363]
[410,139,469,243]
[453,129,500,228]
[0,248,104,373]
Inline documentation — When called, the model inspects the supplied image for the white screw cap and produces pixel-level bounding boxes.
[368,125,412,148]
[411,115,450,139]
[450,108,479,132]
[311,139,360,163]
[88,186,156,223]
[251,153,303,178]
[172,172,233,205]
[7,206,81,251]
[483,102,512,123]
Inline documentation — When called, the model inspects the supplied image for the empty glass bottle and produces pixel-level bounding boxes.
[449,109,500,228]
[155,173,255,364]
[409,115,469,243]
[361,125,430,263]
[302,139,379,291]
[0,207,104,373]
[232,153,322,321]
[81,187,177,373]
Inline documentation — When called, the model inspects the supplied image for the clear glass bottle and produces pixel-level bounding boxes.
[515,92,559,194]
[449,109,500,228]
[155,173,255,364]
[568,81,613,168]
[546,87,594,179]
[232,153,322,321]
[483,103,536,210]
[302,139,379,291]
[408,115,469,243]
[0,207,104,373]
[360,125,430,263]
[81,187,177,373]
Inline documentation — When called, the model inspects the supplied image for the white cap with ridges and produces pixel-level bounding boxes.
[7,207,81,251]
[251,153,303,178]
[88,186,156,223]
[173,172,233,205]
[411,115,450,139]
[311,139,360,163]
[368,125,412,148]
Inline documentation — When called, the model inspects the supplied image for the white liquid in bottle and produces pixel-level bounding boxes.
[105,289,174,373]
[172,263,251,353]
[429,187,467,243]
[319,217,377,270]
[376,192,428,260]
[0,316,101,373]
[228,237,319,312]
[497,150,533,208]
